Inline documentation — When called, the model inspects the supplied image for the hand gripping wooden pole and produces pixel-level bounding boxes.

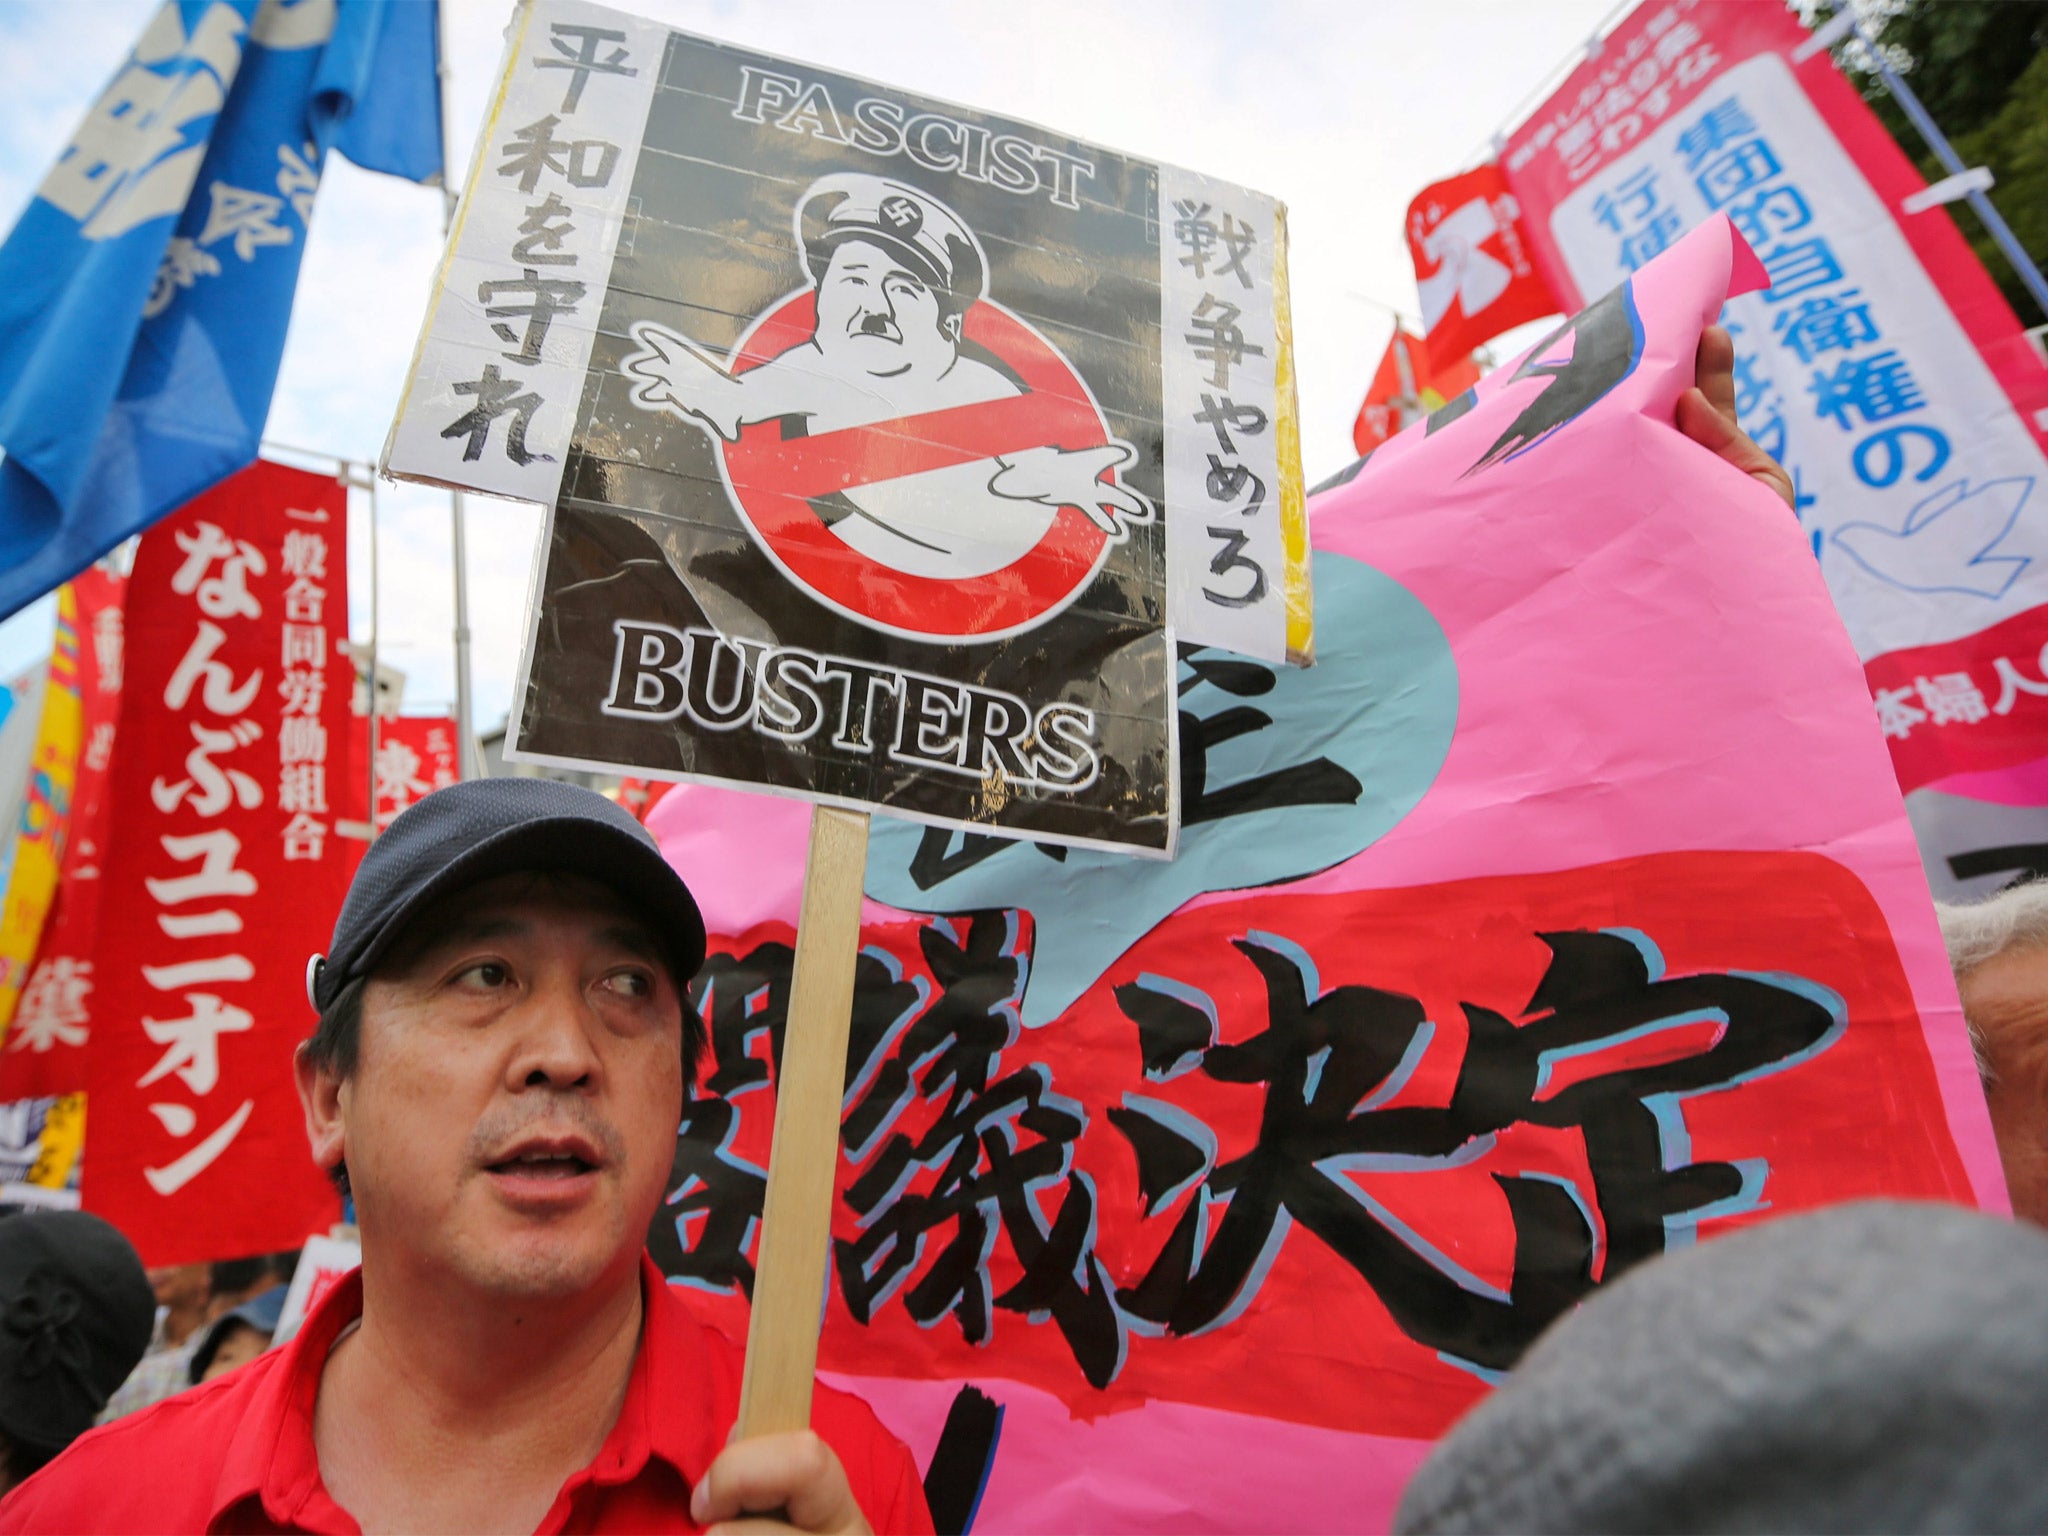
[735,805,871,1439]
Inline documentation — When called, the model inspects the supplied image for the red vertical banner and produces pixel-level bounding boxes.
[372,715,458,827]
[1498,0,2048,440]
[85,461,348,1264]
[0,568,127,1102]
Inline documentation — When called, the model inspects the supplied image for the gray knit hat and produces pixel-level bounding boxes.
[1395,1200,2048,1534]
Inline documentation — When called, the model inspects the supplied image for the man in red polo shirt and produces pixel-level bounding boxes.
[1,779,933,1534]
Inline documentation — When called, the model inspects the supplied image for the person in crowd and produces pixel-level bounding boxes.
[0,1211,154,1497]
[93,1262,211,1422]
[145,1262,212,1351]
[1,778,929,1534]
[1937,884,2048,1225]
[99,1250,295,1422]
[1393,1200,2048,1533]
[189,1284,289,1386]
[265,1248,303,1288]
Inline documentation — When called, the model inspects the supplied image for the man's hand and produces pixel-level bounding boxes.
[1677,323,1794,508]
[988,442,1155,537]
[689,1430,873,1535]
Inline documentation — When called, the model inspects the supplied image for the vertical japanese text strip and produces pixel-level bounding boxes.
[1159,168,1287,663]
[84,463,349,1263]
[384,1,665,503]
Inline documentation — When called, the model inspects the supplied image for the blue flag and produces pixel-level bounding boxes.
[0,0,442,621]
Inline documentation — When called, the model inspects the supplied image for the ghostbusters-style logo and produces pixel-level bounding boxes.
[622,172,1153,642]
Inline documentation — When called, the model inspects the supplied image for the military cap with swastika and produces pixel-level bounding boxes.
[799,172,987,317]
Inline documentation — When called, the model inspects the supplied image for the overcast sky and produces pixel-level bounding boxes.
[0,0,1618,730]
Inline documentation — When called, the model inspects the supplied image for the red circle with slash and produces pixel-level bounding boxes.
[718,293,1122,642]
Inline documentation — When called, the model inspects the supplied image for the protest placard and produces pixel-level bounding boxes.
[386,0,1311,857]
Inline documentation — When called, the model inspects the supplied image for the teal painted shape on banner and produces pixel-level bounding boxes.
[866,551,1459,1026]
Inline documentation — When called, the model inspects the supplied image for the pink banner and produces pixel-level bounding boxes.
[1498,0,2048,901]
[640,217,1996,1532]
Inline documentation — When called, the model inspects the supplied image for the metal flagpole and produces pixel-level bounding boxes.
[435,0,483,781]
[449,488,478,780]
[366,469,382,839]
[1838,11,2048,322]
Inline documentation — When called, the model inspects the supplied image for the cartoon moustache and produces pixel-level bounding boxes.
[850,311,902,342]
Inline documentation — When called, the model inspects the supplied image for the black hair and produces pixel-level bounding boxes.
[303,974,366,1081]
[300,968,705,1202]
[208,1255,267,1296]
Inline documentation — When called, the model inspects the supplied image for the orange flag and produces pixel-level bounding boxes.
[1351,328,1484,456]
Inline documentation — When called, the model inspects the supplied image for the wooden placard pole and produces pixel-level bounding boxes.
[735,804,871,1439]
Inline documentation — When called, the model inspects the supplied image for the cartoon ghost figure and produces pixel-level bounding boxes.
[623,172,1150,582]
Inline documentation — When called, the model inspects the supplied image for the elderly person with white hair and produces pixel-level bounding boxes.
[1937,882,2048,1226]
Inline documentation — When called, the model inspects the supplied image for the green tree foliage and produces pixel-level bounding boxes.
[1821,0,2048,325]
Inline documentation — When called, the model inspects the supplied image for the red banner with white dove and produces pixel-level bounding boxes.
[83,461,349,1264]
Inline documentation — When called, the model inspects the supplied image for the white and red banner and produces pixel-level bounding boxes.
[1496,0,2048,900]
[370,715,458,829]
[0,568,126,1104]
[84,461,349,1265]
[1406,164,1561,370]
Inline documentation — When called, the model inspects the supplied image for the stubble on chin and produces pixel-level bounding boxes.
[442,1173,637,1303]
[442,1103,642,1301]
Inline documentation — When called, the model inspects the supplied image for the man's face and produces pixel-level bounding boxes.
[1959,944,2048,1227]
[148,1262,209,1314]
[308,872,684,1303]
[813,237,958,380]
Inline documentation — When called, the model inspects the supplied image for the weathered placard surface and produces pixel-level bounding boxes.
[385,1,1309,854]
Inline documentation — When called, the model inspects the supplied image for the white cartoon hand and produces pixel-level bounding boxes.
[987,443,1155,538]
[621,321,744,441]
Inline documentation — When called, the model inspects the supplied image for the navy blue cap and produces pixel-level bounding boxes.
[308,778,706,1013]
